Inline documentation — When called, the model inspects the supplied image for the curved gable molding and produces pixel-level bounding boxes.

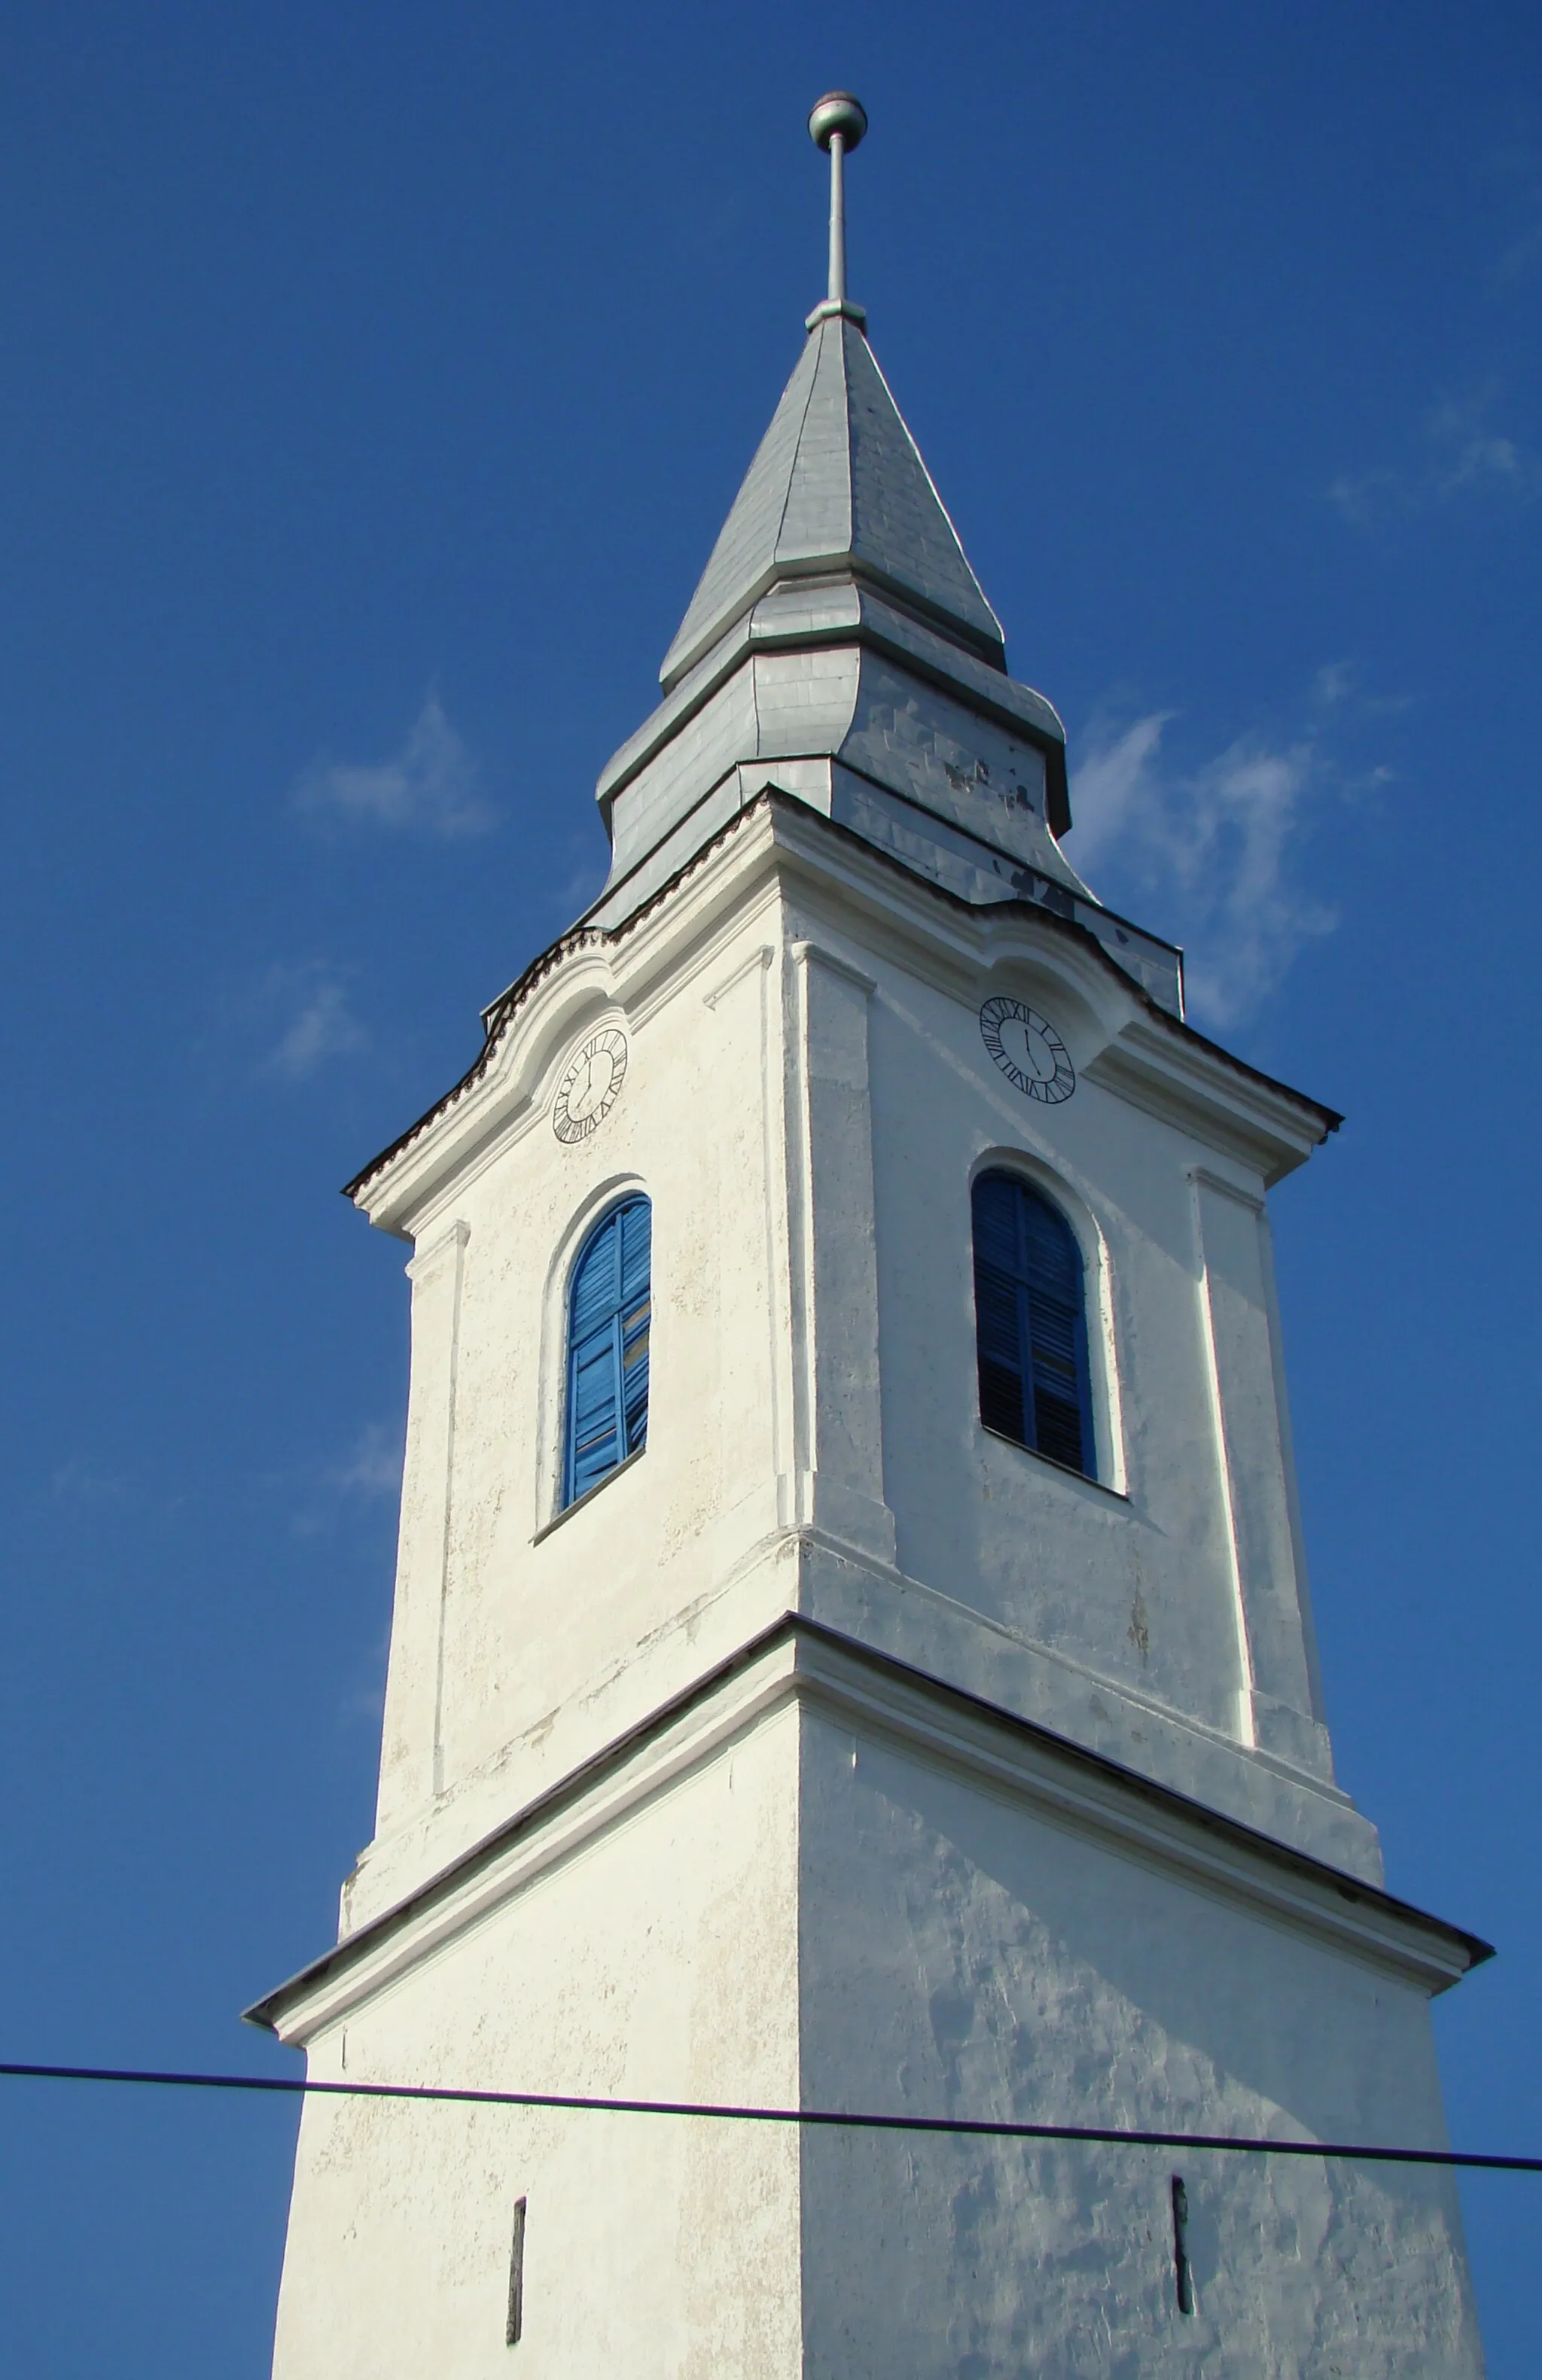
[352,791,1337,1237]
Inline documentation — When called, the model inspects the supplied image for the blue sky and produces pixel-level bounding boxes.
[2,2,1538,2368]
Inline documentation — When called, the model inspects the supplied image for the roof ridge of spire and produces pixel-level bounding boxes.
[766,328,825,563]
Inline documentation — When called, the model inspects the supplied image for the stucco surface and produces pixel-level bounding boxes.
[265,1679,1481,2378]
[258,799,1481,2376]
[798,1708,1483,2377]
[346,805,1367,1931]
[273,1711,802,2380]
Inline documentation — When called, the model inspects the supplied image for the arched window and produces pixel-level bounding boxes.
[972,1170,1094,1477]
[563,1195,651,1509]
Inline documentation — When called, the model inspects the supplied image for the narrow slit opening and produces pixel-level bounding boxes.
[1170,2175,1193,2317]
[505,2196,527,2347]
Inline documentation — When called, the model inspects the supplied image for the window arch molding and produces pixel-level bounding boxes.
[967,1149,1125,1493]
[535,1173,653,1529]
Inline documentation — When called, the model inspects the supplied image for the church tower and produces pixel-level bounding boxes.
[249,98,1489,2375]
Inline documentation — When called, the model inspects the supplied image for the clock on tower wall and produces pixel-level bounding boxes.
[552,1025,629,1144]
[978,995,1077,1105]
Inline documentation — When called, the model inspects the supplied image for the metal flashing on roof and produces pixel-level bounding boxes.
[601,577,1070,842]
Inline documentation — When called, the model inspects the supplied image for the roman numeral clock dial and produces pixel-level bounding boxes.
[553,1027,629,1143]
[979,997,1076,1104]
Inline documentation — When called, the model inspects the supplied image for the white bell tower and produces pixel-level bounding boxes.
[250,96,1489,2377]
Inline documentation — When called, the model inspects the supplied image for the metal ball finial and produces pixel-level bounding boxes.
[808,93,867,320]
[808,92,867,154]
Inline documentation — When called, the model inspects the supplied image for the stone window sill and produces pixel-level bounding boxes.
[532,1443,647,1545]
[980,1423,1129,1503]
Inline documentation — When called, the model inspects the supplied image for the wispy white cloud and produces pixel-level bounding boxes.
[1067,705,1351,1028]
[1330,384,1540,525]
[1309,660,1353,711]
[1325,471,1387,531]
[1483,137,1542,286]
[339,1627,392,1730]
[294,692,495,838]
[251,960,370,1081]
[1064,711,1174,865]
[1308,659,1413,722]
[322,1420,404,1501]
[289,1420,405,1545]
[50,1456,129,1505]
[1495,217,1542,286]
[1425,388,1534,495]
[550,835,608,921]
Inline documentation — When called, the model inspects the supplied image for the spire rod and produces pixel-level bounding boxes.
[808,93,868,325]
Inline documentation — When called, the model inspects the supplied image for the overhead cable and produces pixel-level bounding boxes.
[2,2060,1535,2175]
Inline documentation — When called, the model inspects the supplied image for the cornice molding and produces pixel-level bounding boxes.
[244,1615,1489,2047]
[343,792,1339,1229]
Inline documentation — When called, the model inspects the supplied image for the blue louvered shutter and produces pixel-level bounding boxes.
[972,1173,1093,1477]
[972,1173,1028,1443]
[1019,1193,1086,1471]
[564,1196,651,1507]
[618,1198,651,1457]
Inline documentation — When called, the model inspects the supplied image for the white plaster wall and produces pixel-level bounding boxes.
[376,1219,469,1825]
[786,880,1330,1782]
[797,1705,1483,2378]
[359,891,792,1914]
[270,1677,1480,2380]
[273,1708,802,2380]
[856,943,1268,1742]
[354,811,1366,1932]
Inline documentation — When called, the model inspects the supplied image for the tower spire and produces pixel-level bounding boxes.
[807,91,868,327]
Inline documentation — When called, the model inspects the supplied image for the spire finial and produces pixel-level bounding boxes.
[807,93,868,330]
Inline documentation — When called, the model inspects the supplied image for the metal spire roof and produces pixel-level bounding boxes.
[659,317,1007,690]
[577,97,1175,1002]
[659,95,1004,691]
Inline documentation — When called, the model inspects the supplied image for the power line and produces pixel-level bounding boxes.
[2,2061,1537,2175]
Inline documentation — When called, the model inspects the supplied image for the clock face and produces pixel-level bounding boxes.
[979,997,1076,1105]
[553,1027,629,1143]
